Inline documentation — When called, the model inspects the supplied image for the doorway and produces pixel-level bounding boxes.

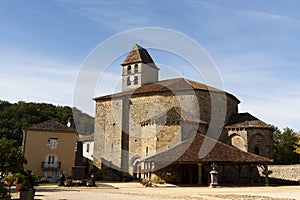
[181,164,198,184]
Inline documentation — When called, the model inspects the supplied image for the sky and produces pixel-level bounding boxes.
[0,0,299,131]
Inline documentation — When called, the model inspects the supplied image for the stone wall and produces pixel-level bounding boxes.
[247,129,273,159]
[94,89,240,179]
[227,128,274,159]
[260,164,300,183]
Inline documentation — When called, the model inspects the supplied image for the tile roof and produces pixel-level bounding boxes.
[24,119,76,132]
[226,113,273,129]
[121,43,156,66]
[145,133,273,165]
[94,78,239,103]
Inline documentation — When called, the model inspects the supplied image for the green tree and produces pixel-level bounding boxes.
[0,100,94,145]
[0,137,26,174]
[273,127,300,164]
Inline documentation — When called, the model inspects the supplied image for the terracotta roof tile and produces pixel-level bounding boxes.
[121,43,156,66]
[24,120,76,132]
[226,113,273,129]
[94,78,239,103]
[145,133,273,165]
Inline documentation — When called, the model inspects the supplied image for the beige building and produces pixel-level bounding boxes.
[93,44,274,184]
[22,120,77,182]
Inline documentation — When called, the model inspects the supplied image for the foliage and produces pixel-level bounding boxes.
[0,137,26,175]
[0,182,10,198]
[14,171,37,191]
[273,126,300,164]
[3,173,15,187]
[0,100,94,145]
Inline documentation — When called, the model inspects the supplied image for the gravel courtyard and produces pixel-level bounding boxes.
[13,182,300,200]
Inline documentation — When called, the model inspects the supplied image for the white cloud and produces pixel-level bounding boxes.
[55,0,158,31]
[239,10,289,21]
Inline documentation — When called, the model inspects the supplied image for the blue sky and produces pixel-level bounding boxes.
[0,0,299,131]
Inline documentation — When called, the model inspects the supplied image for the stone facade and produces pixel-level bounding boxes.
[259,164,300,183]
[93,44,274,182]
[227,122,274,159]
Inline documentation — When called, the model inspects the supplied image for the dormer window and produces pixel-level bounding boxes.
[134,64,138,73]
[127,65,132,74]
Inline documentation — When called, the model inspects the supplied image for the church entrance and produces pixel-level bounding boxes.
[130,155,142,180]
[181,164,198,184]
[133,162,141,180]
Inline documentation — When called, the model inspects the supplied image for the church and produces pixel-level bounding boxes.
[93,44,274,185]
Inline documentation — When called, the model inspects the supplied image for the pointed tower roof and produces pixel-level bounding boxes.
[121,43,155,66]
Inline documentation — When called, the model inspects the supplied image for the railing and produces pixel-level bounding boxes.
[41,162,61,170]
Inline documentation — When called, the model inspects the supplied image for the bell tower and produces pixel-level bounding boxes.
[121,44,159,91]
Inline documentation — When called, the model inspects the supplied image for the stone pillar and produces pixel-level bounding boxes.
[209,163,219,188]
[197,163,203,185]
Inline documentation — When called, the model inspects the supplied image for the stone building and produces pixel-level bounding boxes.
[93,44,274,184]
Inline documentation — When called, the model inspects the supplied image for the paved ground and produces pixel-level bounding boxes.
[11,182,300,200]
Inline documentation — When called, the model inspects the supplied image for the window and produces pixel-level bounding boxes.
[146,146,149,156]
[127,76,131,86]
[127,65,132,74]
[45,154,58,168]
[48,155,55,164]
[134,64,138,73]
[134,76,138,85]
[254,147,260,155]
[86,143,90,153]
[49,138,58,149]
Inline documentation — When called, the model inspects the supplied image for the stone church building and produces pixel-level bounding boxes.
[93,44,273,185]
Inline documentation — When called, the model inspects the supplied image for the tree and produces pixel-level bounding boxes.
[0,100,94,145]
[273,127,300,164]
[0,137,26,175]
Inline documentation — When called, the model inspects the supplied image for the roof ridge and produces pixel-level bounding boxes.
[24,119,76,132]
[94,78,240,102]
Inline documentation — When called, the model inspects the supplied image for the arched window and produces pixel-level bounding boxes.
[127,65,132,74]
[254,147,260,155]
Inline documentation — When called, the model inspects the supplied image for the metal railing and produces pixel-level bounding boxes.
[41,162,61,170]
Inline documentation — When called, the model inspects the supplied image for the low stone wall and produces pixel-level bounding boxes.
[258,164,300,184]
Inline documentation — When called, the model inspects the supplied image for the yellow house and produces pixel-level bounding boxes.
[22,120,77,182]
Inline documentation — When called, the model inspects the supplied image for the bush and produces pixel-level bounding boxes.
[0,182,10,198]
[14,171,37,191]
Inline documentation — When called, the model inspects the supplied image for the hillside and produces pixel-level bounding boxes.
[0,100,94,144]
